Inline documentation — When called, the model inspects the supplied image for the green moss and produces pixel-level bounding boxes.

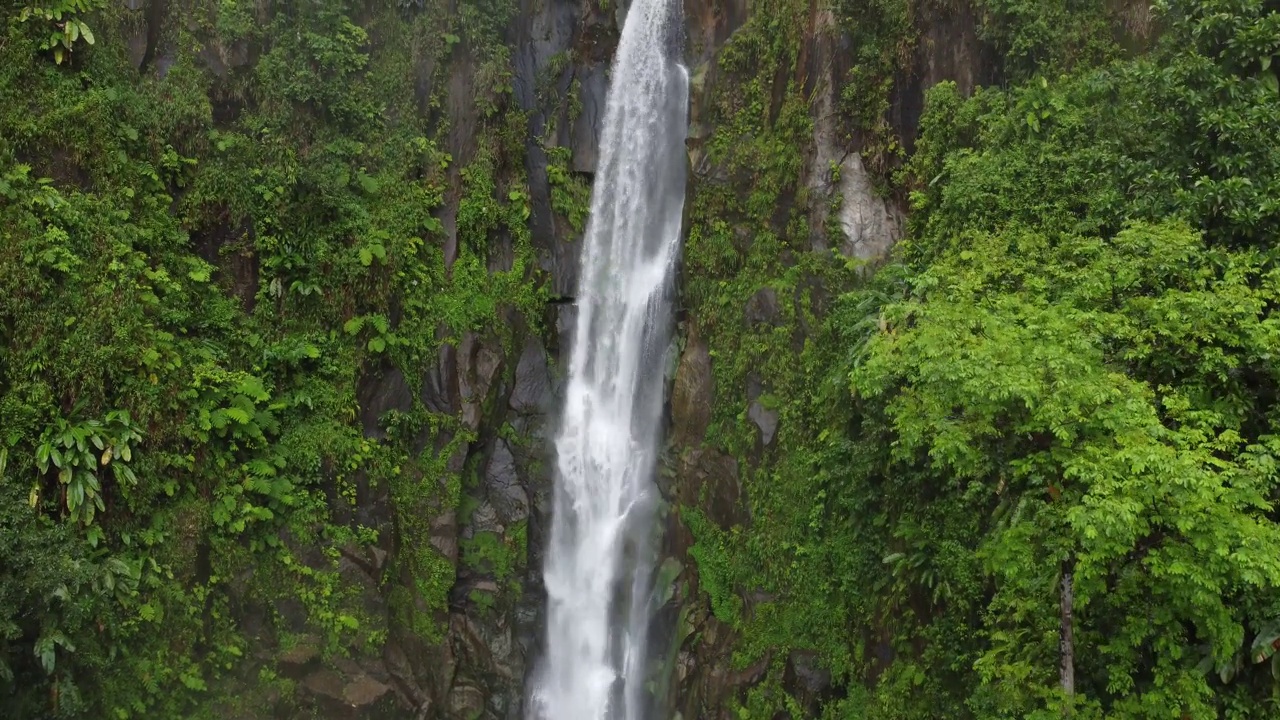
[461,521,526,588]
[510,518,528,560]
[545,144,591,233]
[677,0,869,689]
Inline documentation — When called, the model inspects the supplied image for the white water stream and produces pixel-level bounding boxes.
[529,0,688,717]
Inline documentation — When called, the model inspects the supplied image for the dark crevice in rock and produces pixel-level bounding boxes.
[138,0,167,73]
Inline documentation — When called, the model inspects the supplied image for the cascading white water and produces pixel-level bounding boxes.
[529,0,687,718]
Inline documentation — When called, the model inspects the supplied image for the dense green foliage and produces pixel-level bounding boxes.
[687,0,1280,717]
[3,0,1278,716]
[0,0,546,715]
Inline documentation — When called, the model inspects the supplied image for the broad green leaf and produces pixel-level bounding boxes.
[36,637,55,673]
[1252,621,1280,663]
[235,375,270,401]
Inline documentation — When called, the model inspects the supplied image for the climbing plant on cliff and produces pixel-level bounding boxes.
[687,0,1280,717]
[0,0,544,715]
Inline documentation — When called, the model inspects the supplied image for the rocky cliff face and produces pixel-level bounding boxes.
[659,0,993,716]
[106,0,995,716]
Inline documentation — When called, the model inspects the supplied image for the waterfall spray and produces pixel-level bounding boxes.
[530,0,687,717]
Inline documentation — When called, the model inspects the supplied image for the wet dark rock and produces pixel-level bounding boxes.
[450,602,524,712]
[123,6,149,68]
[448,684,486,719]
[747,401,779,447]
[510,340,553,415]
[343,550,392,620]
[421,339,458,416]
[471,579,500,594]
[303,670,345,702]
[526,138,556,245]
[188,7,252,80]
[368,545,389,571]
[383,640,433,710]
[278,637,321,669]
[488,233,516,274]
[189,216,258,313]
[450,613,519,682]
[570,64,609,174]
[513,592,542,660]
[676,447,743,531]
[275,597,308,633]
[441,203,460,271]
[788,650,832,696]
[430,509,460,565]
[515,0,579,313]
[684,0,749,65]
[743,287,780,327]
[343,674,393,707]
[486,440,530,525]
[358,366,411,439]
[469,502,503,536]
[685,63,713,176]
[527,0,577,82]
[458,332,504,431]
[537,216,580,300]
[447,54,485,168]
[745,374,779,447]
[300,667,395,718]
[893,1,998,151]
[671,335,713,445]
[554,302,578,355]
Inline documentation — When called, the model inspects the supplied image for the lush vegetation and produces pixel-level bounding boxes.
[686,0,1280,717]
[3,0,1278,717]
[0,0,548,716]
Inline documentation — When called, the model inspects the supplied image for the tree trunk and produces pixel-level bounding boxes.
[1060,559,1075,714]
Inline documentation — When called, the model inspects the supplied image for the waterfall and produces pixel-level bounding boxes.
[529,0,688,717]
